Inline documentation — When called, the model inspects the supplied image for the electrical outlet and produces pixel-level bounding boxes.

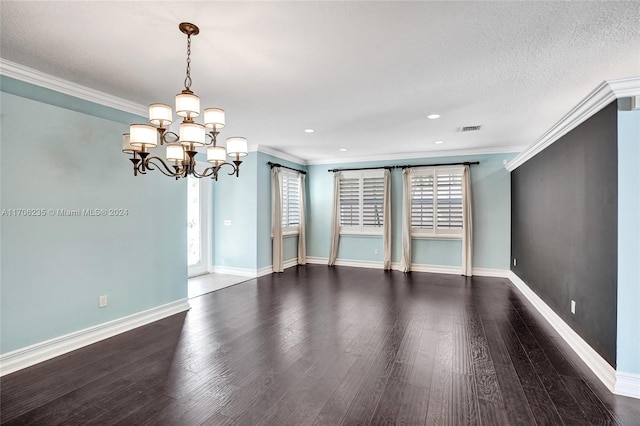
[571,300,576,314]
[99,295,108,308]
[513,258,517,267]
[223,220,231,226]
[374,249,379,255]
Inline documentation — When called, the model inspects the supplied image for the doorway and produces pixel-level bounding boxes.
[187,175,210,277]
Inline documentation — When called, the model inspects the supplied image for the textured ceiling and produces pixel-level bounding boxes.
[1,1,639,163]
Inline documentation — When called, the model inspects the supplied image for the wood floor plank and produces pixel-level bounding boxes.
[493,362,537,425]
[311,357,374,426]
[424,331,454,425]
[394,384,429,426]
[2,265,639,426]
[368,378,407,426]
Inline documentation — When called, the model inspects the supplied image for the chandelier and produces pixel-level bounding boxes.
[121,22,248,180]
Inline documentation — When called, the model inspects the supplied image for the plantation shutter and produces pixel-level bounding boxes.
[362,176,384,227]
[339,177,360,226]
[409,167,464,235]
[410,173,434,229]
[282,173,300,228]
[436,172,463,229]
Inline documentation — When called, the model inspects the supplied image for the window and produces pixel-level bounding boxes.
[281,170,300,234]
[339,170,385,234]
[410,166,463,237]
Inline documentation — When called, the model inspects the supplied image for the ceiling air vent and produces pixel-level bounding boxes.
[460,125,482,132]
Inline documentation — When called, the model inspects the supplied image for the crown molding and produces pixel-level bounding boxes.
[256,145,308,166]
[305,145,526,166]
[506,76,640,172]
[0,58,148,117]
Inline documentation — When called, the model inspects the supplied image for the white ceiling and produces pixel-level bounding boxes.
[1,1,639,163]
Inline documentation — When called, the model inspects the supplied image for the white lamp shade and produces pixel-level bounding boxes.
[166,144,185,162]
[129,124,158,147]
[207,146,227,163]
[226,137,248,157]
[149,103,173,126]
[175,92,200,118]
[122,133,138,153]
[204,108,225,129]
[179,122,205,146]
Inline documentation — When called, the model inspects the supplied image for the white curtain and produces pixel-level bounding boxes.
[462,165,473,276]
[298,173,307,264]
[400,168,412,272]
[328,171,341,266]
[271,167,284,273]
[383,169,391,270]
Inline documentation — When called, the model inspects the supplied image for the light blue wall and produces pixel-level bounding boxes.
[212,155,258,270]
[0,85,187,354]
[212,151,306,271]
[308,153,515,269]
[617,108,640,374]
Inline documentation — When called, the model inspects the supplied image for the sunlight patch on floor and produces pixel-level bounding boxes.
[188,273,251,298]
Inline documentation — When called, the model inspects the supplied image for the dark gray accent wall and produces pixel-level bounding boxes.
[511,102,618,367]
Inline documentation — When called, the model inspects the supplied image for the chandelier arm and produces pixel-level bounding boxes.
[160,131,180,145]
[191,167,207,179]
[145,156,183,178]
[205,131,219,147]
[215,161,240,177]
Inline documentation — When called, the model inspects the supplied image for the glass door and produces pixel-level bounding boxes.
[187,175,210,277]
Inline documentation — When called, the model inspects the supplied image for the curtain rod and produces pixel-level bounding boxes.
[267,161,307,175]
[327,161,479,173]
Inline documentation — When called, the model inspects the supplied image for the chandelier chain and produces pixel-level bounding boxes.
[184,34,192,90]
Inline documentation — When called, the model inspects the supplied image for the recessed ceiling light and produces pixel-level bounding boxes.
[339,148,348,151]
[427,114,440,119]
[304,129,315,133]
[434,140,444,144]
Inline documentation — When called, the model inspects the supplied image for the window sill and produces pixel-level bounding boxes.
[272,232,299,238]
[339,231,383,237]
[411,233,462,240]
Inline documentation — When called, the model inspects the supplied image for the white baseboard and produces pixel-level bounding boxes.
[256,265,273,277]
[473,267,511,278]
[398,262,461,274]
[615,372,640,399]
[306,257,509,278]
[215,259,300,278]
[0,298,190,377]
[507,271,617,393]
[212,265,260,277]
[307,256,383,269]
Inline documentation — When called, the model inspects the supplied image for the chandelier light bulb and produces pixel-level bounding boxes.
[129,124,158,147]
[226,137,248,157]
[207,145,227,163]
[149,104,173,127]
[121,133,138,153]
[175,91,200,118]
[179,122,206,147]
[204,108,226,129]
[166,144,185,162]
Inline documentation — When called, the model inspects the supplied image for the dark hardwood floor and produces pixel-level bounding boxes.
[1,265,639,425]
